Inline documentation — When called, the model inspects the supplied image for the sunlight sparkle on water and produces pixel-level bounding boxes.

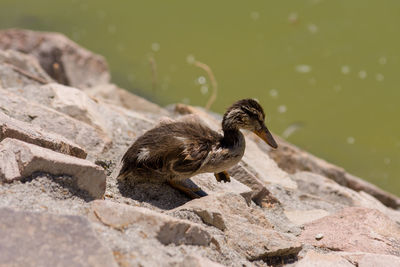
[107,25,116,34]
[358,70,367,79]
[186,54,195,64]
[341,65,351,75]
[278,105,287,113]
[269,89,278,98]
[379,57,387,65]
[197,76,206,85]
[250,12,260,21]
[347,137,355,144]
[295,65,312,73]
[308,24,318,34]
[334,85,342,92]
[376,73,384,82]
[151,42,160,52]
[288,12,298,24]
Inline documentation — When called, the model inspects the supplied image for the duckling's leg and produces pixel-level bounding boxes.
[167,179,208,199]
[214,171,230,183]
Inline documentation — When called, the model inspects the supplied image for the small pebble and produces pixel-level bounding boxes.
[315,233,324,240]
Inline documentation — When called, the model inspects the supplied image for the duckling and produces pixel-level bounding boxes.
[118,98,278,198]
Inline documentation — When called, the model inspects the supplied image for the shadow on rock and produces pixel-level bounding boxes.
[117,179,191,210]
[21,172,95,202]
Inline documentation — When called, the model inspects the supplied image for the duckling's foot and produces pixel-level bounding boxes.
[214,171,230,183]
[168,179,207,199]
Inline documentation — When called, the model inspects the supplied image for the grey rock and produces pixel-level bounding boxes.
[90,200,212,246]
[4,83,158,161]
[175,193,302,260]
[177,254,224,267]
[0,207,117,267]
[338,252,400,267]
[284,209,329,226]
[0,49,53,88]
[229,163,280,207]
[296,250,354,267]
[0,29,110,88]
[86,83,170,116]
[0,111,86,158]
[292,171,400,223]
[190,173,253,204]
[0,88,109,155]
[0,138,106,199]
[299,207,400,256]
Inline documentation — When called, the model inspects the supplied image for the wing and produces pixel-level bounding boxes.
[121,120,222,177]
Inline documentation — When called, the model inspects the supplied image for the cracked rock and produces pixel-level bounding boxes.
[0,138,106,199]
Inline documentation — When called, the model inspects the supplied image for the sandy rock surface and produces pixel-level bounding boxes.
[0,29,399,267]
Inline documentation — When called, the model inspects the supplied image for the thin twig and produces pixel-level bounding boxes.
[193,60,218,111]
[4,62,48,84]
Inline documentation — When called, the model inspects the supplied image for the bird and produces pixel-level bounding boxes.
[117,98,278,198]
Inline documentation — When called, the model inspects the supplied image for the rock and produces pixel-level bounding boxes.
[0,111,86,158]
[0,138,106,199]
[284,209,329,226]
[0,207,117,267]
[178,254,224,267]
[0,29,110,88]
[296,250,354,267]
[0,49,52,88]
[267,136,400,209]
[338,252,400,267]
[297,250,400,267]
[299,207,400,256]
[86,83,169,116]
[0,88,109,155]
[292,172,400,224]
[4,83,158,160]
[190,173,253,204]
[241,138,297,190]
[229,163,280,207]
[90,200,212,246]
[174,193,302,260]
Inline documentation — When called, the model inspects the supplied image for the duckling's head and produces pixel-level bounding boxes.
[222,99,278,149]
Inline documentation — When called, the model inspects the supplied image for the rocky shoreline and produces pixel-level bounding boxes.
[0,29,399,267]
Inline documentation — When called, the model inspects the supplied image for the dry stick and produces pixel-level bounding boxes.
[149,56,158,91]
[193,61,217,111]
[4,62,48,84]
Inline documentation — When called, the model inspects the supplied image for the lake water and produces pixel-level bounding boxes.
[1,0,399,196]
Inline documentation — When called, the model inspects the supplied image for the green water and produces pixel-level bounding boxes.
[1,0,399,196]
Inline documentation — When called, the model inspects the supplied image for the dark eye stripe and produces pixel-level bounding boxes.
[243,108,257,118]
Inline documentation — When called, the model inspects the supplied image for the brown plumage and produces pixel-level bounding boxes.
[118,98,278,198]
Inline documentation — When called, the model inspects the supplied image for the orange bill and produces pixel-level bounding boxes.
[254,126,278,149]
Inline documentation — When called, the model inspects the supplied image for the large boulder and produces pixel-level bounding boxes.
[174,193,302,261]
[0,49,52,88]
[292,171,400,223]
[296,250,400,267]
[299,207,400,256]
[0,208,117,267]
[90,200,211,246]
[0,29,110,88]
[0,111,86,159]
[0,138,106,199]
[0,88,110,155]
